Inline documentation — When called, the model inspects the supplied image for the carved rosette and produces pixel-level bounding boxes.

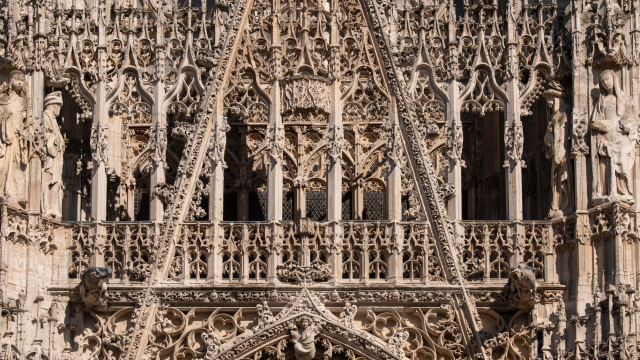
[281,76,330,116]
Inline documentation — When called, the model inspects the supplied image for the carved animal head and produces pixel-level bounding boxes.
[80,266,112,291]
[509,263,537,291]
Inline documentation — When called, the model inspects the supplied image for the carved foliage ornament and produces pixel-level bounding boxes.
[281,77,331,116]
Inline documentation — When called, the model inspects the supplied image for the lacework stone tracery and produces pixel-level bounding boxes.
[0,0,639,359]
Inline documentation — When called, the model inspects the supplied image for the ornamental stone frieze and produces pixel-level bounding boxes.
[0,0,640,359]
[281,76,331,116]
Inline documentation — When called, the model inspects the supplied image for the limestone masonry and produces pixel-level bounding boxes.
[0,0,638,359]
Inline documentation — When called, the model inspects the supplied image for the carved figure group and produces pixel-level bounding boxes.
[590,70,638,205]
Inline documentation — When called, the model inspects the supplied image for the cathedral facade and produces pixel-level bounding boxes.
[0,0,638,359]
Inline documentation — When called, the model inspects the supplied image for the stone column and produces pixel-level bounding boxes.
[504,82,523,220]
[386,98,403,283]
[567,2,595,341]
[326,0,342,283]
[267,85,284,222]
[150,11,167,222]
[631,0,640,212]
[90,3,109,222]
[504,4,523,221]
[295,126,306,219]
[207,224,217,283]
[326,79,343,222]
[446,77,462,219]
[386,98,403,222]
[267,0,283,221]
[208,101,227,223]
[28,72,43,214]
[210,225,223,284]
[544,224,556,283]
[570,315,590,360]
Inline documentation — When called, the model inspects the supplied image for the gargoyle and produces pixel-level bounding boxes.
[80,267,112,308]
[508,263,538,309]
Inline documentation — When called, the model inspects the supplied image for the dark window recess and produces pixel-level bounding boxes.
[223,191,238,221]
[177,0,202,7]
[401,194,410,221]
[248,190,267,221]
[134,191,150,221]
[462,188,469,220]
[306,190,327,221]
[363,190,384,221]
[342,191,352,220]
[283,191,294,221]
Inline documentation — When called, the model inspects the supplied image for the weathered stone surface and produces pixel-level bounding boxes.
[1,0,640,359]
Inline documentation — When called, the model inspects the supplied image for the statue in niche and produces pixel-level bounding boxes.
[41,92,65,218]
[590,70,638,205]
[543,87,573,218]
[0,70,32,205]
[290,316,321,360]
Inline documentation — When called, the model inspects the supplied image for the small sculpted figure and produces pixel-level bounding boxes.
[201,329,221,360]
[290,317,321,360]
[0,70,32,205]
[590,70,638,205]
[543,88,573,218]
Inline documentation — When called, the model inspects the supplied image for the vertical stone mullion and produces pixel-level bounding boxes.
[209,99,227,223]
[267,0,283,222]
[150,11,167,222]
[295,127,305,219]
[327,79,343,222]
[238,127,249,221]
[182,229,189,285]
[241,224,249,285]
[91,4,109,222]
[327,0,342,223]
[483,224,490,282]
[446,78,462,219]
[206,224,216,282]
[504,6,523,221]
[267,223,280,284]
[267,82,283,221]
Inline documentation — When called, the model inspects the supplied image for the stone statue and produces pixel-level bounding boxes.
[290,316,321,360]
[543,88,573,218]
[387,328,409,357]
[41,92,65,218]
[201,329,222,360]
[80,266,112,308]
[338,301,357,328]
[590,70,639,205]
[508,263,538,309]
[256,301,275,328]
[0,70,32,205]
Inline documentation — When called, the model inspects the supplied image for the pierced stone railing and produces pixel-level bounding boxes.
[63,215,590,287]
[456,218,578,285]
[67,221,159,284]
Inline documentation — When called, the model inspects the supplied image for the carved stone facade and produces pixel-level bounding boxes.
[0,0,639,359]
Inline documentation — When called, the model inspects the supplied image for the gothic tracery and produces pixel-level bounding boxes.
[0,0,640,359]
